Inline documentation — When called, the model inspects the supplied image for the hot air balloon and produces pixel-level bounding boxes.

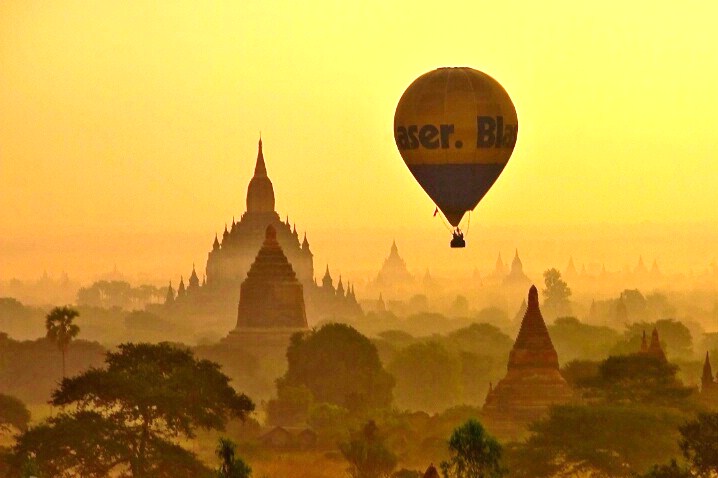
[394,67,518,248]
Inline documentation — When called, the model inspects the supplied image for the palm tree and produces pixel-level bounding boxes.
[45,306,80,378]
[216,437,251,478]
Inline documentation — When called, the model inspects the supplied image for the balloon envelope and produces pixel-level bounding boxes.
[394,67,518,227]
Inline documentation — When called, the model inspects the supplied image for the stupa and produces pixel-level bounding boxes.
[483,285,573,434]
[700,352,718,402]
[227,225,308,350]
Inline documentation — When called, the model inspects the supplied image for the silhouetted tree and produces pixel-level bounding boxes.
[630,413,718,478]
[542,269,571,318]
[388,341,462,412]
[579,354,694,405]
[0,394,30,434]
[440,419,505,478]
[44,306,80,378]
[635,459,692,478]
[548,317,621,362]
[506,405,684,477]
[276,324,394,414]
[340,421,397,478]
[11,343,254,478]
[216,437,251,478]
[679,412,718,476]
[616,319,694,359]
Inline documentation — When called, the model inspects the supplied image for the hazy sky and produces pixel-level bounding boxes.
[1,1,717,281]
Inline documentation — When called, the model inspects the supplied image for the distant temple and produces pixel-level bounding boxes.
[375,241,414,286]
[483,285,574,435]
[163,138,360,323]
[502,250,531,287]
[638,328,667,361]
[700,352,718,401]
[489,253,508,281]
[368,241,414,298]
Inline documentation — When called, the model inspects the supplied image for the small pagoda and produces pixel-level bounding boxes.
[483,285,574,435]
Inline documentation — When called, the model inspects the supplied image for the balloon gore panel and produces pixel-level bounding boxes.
[408,162,506,227]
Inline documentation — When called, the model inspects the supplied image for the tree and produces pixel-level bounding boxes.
[579,354,694,405]
[620,319,694,359]
[505,404,684,478]
[679,412,718,476]
[340,421,397,478]
[635,459,692,478]
[0,394,31,434]
[216,438,251,478]
[548,317,621,362]
[277,324,394,413]
[11,342,254,478]
[632,412,718,478]
[440,419,505,478]
[542,269,571,318]
[388,341,462,412]
[45,306,80,378]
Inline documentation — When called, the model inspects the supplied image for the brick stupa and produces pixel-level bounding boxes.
[483,285,573,435]
[226,225,308,351]
[235,225,307,328]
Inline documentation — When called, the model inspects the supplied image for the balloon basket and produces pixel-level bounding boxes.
[450,236,466,248]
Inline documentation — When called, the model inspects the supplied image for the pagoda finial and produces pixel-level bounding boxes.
[254,136,267,177]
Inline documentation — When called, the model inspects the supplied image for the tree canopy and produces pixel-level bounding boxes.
[340,420,397,478]
[216,437,251,478]
[679,412,718,476]
[578,354,694,405]
[11,342,254,478]
[440,419,505,478]
[45,305,80,377]
[506,404,685,477]
[0,394,30,433]
[388,341,462,413]
[278,323,394,412]
[542,268,572,318]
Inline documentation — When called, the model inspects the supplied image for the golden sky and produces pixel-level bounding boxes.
[1,1,717,281]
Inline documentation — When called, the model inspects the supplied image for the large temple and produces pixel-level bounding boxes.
[226,225,309,352]
[163,138,361,324]
[483,285,574,436]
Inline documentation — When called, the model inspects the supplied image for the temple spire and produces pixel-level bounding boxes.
[246,137,275,213]
[255,137,267,177]
[702,352,714,388]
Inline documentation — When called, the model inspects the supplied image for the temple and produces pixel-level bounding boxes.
[235,225,307,329]
[162,138,360,324]
[700,352,718,402]
[483,285,574,436]
[502,249,531,287]
[638,328,667,361]
[368,241,415,298]
[226,225,309,352]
